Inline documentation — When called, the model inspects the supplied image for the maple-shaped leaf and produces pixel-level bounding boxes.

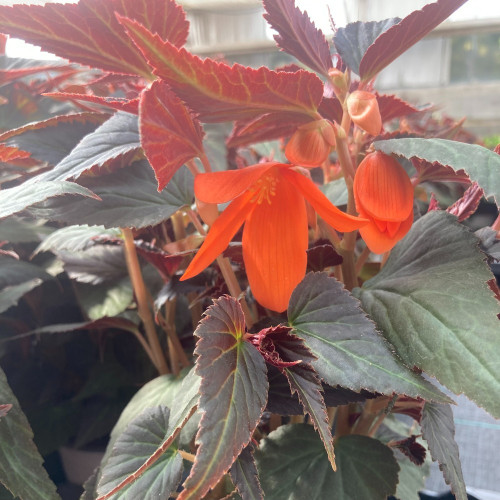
[44,92,140,115]
[140,80,205,191]
[359,0,468,81]
[227,112,310,150]
[263,0,332,77]
[391,435,427,466]
[119,16,324,123]
[0,0,189,77]
[377,93,419,123]
[446,182,483,222]
[179,296,268,500]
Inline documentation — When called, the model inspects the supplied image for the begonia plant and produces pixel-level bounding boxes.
[0,0,499,499]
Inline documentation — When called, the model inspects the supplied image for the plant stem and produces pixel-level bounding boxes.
[355,245,371,275]
[178,449,196,462]
[122,227,170,375]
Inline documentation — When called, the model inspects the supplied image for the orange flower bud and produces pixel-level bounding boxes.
[285,119,336,167]
[346,90,382,136]
[354,151,414,254]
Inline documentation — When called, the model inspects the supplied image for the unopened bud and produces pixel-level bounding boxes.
[346,90,382,136]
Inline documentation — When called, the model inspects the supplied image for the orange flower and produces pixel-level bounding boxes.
[353,151,414,254]
[346,90,382,136]
[181,162,367,312]
[285,119,336,167]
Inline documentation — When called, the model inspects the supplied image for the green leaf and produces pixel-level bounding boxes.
[38,111,141,182]
[30,161,194,229]
[256,424,399,499]
[0,217,52,244]
[75,278,133,320]
[421,403,467,500]
[319,178,348,206]
[374,138,500,206]
[34,225,121,255]
[0,365,60,500]
[288,273,450,402]
[395,454,429,500]
[0,255,52,289]
[0,279,43,314]
[179,296,268,500]
[356,211,500,417]
[97,406,183,500]
[0,180,98,220]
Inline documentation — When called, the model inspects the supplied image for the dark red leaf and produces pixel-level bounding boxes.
[180,296,268,500]
[44,92,140,115]
[249,325,300,369]
[140,80,205,190]
[377,93,419,123]
[0,144,31,162]
[0,0,189,77]
[391,435,427,465]
[0,64,71,86]
[226,113,309,150]
[134,240,185,281]
[229,444,263,500]
[359,0,468,81]
[427,193,441,212]
[413,158,471,184]
[263,0,332,77]
[306,240,343,272]
[318,96,343,124]
[447,182,483,221]
[119,16,324,123]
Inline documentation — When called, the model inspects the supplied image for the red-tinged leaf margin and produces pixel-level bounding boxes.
[118,16,324,123]
[359,0,468,82]
[0,0,189,77]
[262,327,337,471]
[140,80,205,191]
[0,64,70,85]
[263,0,332,77]
[377,93,420,123]
[446,182,483,221]
[229,444,264,500]
[0,112,108,143]
[179,296,268,500]
[412,158,471,184]
[44,92,140,115]
[0,144,31,162]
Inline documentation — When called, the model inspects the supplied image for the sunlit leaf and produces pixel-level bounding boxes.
[263,0,332,76]
[119,16,323,123]
[356,211,500,417]
[30,161,194,229]
[97,406,183,500]
[0,0,189,77]
[374,138,500,205]
[44,92,140,115]
[179,296,268,500]
[421,403,467,500]
[0,180,98,220]
[288,273,450,402]
[140,80,205,190]
[359,0,469,81]
[0,279,43,314]
[256,424,399,499]
[0,366,60,500]
[377,93,419,123]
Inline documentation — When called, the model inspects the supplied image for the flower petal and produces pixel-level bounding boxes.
[359,209,413,254]
[354,151,413,221]
[282,167,368,232]
[181,191,254,280]
[242,172,308,312]
[195,162,278,204]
